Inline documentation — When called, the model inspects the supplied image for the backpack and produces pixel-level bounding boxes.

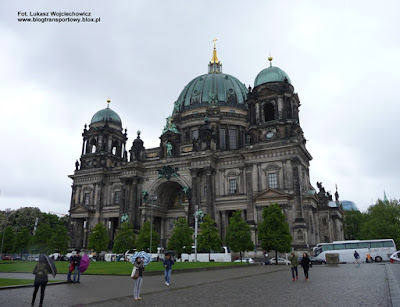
[36,263,48,276]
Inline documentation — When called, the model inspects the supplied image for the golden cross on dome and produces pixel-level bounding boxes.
[212,38,217,49]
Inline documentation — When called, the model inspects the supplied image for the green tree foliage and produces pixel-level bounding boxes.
[259,203,292,263]
[33,224,52,253]
[136,221,160,253]
[49,225,69,254]
[88,223,109,254]
[225,210,254,260]
[113,222,136,254]
[198,215,221,261]
[344,210,366,240]
[6,207,42,233]
[1,226,15,254]
[14,228,32,257]
[359,199,400,245]
[41,213,64,229]
[167,218,193,258]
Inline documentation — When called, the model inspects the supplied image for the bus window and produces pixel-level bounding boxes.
[333,244,345,250]
[370,242,383,248]
[384,241,395,247]
[345,243,358,249]
[322,245,334,252]
[358,243,369,248]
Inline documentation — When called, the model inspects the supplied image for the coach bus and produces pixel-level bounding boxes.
[180,246,231,262]
[314,239,396,263]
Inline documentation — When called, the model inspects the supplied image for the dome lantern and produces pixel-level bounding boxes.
[254,56,292,87]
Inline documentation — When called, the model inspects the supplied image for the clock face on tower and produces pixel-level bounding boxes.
[266,131,275,139]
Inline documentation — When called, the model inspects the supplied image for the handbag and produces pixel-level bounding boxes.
[131,266,139,279]
[69,263,75,272]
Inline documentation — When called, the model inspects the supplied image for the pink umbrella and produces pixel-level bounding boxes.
[79,254,90,273]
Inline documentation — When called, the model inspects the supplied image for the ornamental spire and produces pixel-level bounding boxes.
[208,38,222,73]
[268,53,273,67]
[211,38,219,64]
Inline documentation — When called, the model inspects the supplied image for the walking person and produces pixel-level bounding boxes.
[31,254,50,306]
[299,252,311,281]
[133,257,144,300]
[354,250,360,267]
[289,252,299,282]
[163,253,174,286]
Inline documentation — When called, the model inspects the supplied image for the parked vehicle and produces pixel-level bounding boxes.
[2,255,13,260]
[268,257,290,265]
[181,246,231,262]
[234,257,255,264]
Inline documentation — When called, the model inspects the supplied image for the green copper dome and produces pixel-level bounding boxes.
[254,65,291,87]
[90,106,122,126]
[173,73,248,113]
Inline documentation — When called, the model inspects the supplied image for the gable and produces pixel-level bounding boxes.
[253,188,291,202]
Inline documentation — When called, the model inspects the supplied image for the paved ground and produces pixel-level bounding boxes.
[0,263,394,306]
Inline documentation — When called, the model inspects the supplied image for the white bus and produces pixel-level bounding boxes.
[314,239,397,263]
[181,246,231,262]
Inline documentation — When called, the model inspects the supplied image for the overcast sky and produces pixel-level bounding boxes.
[1,0,399,214]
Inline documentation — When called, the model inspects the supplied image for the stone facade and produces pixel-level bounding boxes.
[68,52,344,251]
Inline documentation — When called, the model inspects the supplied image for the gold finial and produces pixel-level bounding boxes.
[211,38,219,64]
[107,98,111,103]
[268,54,273,67]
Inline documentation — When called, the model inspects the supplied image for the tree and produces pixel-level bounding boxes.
[344,210,366,240]
[225,210,254,260]
[113,222,136,254]
[14,227,32,257]
[168,218,193,259]
[136,221,160,253]
[259,203,292,264]
[198,215,221,261]
[7,207,42,233]
[1,226,15,254]
[359,199,400,245]
[32,224,52,254]
[49,225,69,254]
[88,223,109,255]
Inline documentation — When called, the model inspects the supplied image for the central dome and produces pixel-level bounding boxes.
[173,46,248,114]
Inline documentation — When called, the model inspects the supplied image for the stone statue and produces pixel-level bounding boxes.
[335,191,339,202]
[75,160,79,171]
[166,142,173,157]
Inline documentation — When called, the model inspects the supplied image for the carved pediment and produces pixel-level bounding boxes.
[69,204,92,216]
[253,188,291,201]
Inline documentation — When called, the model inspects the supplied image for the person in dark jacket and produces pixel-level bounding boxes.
[163,253,175,286]
[289,252,299,281]
[31,254,50,306]
[299,252,312,281]
[133,257,145,300]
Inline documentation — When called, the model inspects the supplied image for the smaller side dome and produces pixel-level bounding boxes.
[90,104,122,127]
[254,57,291,87]
[254,66,291,87]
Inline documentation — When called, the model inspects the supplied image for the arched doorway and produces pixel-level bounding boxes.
[144,180,188,248]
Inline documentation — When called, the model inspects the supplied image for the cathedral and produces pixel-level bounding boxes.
[68,43,344,251]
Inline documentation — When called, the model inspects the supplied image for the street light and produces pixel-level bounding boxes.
[149,195,157,254]
[194,208,204,262]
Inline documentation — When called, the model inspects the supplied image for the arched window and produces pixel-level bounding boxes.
[264,103,275,122]
[90,139,97,153]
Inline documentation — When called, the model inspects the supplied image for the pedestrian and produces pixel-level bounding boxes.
[67,252,75,282]
[289,252,299,282]
[31,254,50,306]
[163,253,175,286]
[354,250,360,267]
[299,252,311,281]
[133,257,144,300]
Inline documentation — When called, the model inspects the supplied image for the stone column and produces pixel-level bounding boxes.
[256,163,261,192]
[205,167,215,220]
[245,164,255,223]
[292,158,306,247]
[189,169,198,226]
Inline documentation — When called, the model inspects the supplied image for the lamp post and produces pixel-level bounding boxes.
[194,208,204,262]
[149,195,157,254]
